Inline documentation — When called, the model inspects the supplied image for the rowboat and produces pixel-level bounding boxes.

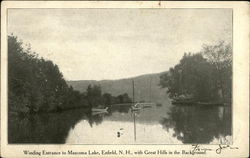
[91,107,109,112]
[91,110,108,115]
[142,103,154,108]
[131,106,141,111]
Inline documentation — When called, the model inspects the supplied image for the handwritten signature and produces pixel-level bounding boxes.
[215,144,239,154]
[191,144,212,155]
[191,144,239,155]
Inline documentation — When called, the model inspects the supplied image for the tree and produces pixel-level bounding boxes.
[116,93,132,103]
[86,84,102,107]
[8,35,133,114]
[201,41,232,102]
[102,93,112,105]
[160,42,232,103]
[160,53,211,100]
[8,35,89,114]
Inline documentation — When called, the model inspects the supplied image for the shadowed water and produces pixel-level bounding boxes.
[8,103,231,144]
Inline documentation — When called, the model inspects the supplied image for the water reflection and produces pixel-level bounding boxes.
[8,108,90,143]
[160,105,232,144]
[66,119,181,144]
[8,103,232,144]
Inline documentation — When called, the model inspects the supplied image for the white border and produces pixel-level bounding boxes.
[1,1,249,157]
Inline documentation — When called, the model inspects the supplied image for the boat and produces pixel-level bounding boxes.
[91,110,108,115]
[131,105,141,111]
[129,80,155,111]
[91,107,109,112]
[142,103,154,108]
[171,94,196,105]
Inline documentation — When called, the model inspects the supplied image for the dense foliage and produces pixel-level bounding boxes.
[8,35,131,114]
[86,84,132,107]
[8,35,87,113]
[160,42,232,103]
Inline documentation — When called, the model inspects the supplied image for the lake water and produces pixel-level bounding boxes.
[9,102,232,144]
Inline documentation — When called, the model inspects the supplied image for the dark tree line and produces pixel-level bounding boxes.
[8,35,87,113]
[8,35,131,114]
[86,84,132,107]
[160,42,232,103]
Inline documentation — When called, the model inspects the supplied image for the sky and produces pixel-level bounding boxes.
[8,9,232,81]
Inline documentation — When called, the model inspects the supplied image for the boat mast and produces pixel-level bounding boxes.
[149,76,152,103]
[132,79,135,104]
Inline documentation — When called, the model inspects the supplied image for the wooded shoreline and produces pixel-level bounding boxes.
[159,41,232,105]
[8,35,232,115]
[8,35,132,114]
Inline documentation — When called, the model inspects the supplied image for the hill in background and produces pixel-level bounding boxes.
[67,72,169,104]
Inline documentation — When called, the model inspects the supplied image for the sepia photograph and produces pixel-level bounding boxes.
[7,8,233,145]
[1,1,249,158]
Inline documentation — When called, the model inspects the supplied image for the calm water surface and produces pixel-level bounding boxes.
[9,101,232,144]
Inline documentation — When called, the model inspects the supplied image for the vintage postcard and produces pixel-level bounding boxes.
[1,1,249,157]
